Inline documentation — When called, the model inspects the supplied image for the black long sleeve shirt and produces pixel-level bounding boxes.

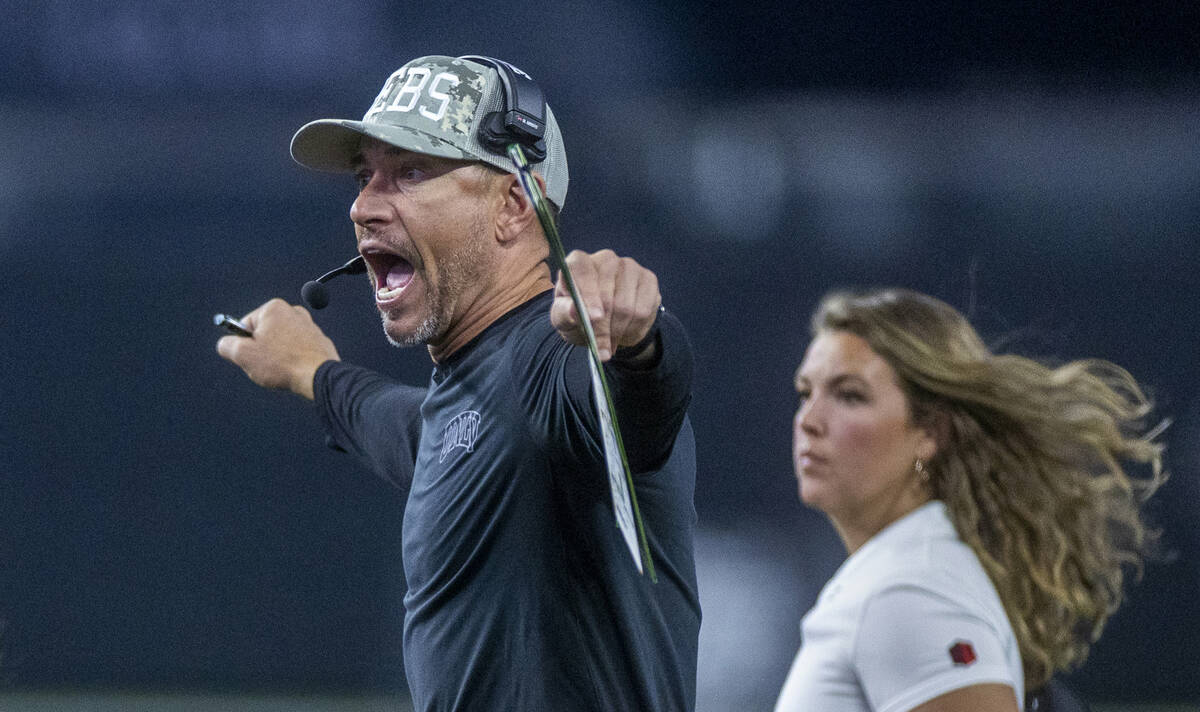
[315,290,700,712]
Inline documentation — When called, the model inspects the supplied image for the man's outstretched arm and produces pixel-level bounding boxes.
[216,298,340,400]
[545,249,693,473]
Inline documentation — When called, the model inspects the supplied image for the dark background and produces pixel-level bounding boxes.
[1,1,1198,708]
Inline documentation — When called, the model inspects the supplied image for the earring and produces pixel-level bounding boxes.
[915,458,929,482]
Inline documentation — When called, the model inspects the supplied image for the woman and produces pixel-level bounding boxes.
[775,288,1164,712]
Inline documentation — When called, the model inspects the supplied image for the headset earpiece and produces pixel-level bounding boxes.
[459,55,548,162]
[477,112,547,162]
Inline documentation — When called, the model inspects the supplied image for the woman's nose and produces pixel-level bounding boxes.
[795,397,822,436]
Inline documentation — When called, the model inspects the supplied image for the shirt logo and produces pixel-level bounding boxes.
[439,410,481,463]
[949,640,977,666]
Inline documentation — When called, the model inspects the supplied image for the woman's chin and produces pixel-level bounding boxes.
[797,476,826,510]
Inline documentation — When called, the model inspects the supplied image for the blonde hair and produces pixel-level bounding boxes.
[813,288,1165,691]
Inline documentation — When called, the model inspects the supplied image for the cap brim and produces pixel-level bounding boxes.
[290,119,476,172]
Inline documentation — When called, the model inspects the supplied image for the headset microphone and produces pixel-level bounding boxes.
[301,255,366,310]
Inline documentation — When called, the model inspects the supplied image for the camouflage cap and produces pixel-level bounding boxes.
[290,55,568,209]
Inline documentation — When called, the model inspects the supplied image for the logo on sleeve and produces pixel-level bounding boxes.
[948,640,977,666]
[440,410,481,463]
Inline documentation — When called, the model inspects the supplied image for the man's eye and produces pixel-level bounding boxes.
[355,171,371,189]
[398,167,426,181]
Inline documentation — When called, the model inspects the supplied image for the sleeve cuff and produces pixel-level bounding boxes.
[611,306,666,369]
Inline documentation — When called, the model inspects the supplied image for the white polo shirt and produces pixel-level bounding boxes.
[775,501,1024,712]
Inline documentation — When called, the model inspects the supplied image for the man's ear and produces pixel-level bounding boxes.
[494,171,541,244]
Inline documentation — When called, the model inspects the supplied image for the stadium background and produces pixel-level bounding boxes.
[1,1,1197,709]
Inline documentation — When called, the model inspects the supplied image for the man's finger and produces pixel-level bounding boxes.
[627,268,662,347]
[216,334,241,362]
[550,272,582,339]
[563,250,605,319]
[607,259,643,349]
[590,249,620,322]
[239,301,272,332]
[575,250,625,358]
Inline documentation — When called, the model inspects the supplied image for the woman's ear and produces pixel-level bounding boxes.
[916,408,950,463]
[494,171,540,244]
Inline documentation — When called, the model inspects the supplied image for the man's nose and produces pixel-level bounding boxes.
[349,178,392,227]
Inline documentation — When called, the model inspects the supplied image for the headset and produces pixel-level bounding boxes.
[458,55,548,162]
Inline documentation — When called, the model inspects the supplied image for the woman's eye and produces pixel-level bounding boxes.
[839,390,866,403]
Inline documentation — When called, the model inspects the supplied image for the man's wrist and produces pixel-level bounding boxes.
[612,307,665,367]
[294,356,339,401]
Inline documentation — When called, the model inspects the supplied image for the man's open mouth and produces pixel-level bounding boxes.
[362,249,415,301]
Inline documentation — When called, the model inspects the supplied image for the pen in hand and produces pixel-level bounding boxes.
[213,313,251,337]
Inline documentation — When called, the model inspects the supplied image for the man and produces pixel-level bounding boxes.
[216,55,700,711]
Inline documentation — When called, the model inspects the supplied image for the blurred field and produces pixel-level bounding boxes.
[0,692,1195,711]
[0,692,413,712]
